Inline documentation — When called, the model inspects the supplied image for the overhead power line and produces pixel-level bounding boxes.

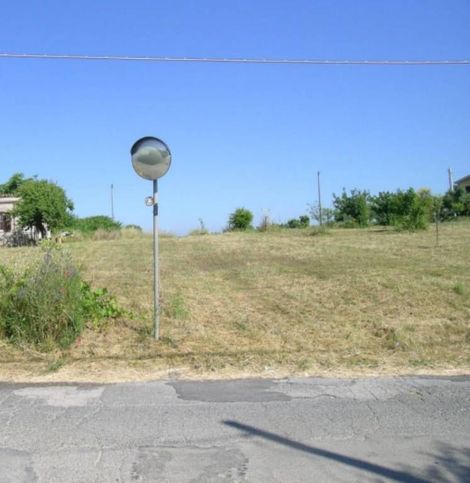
[0,52,469,65]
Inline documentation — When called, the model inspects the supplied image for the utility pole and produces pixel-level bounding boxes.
[317,171,322,226]
[448,168,453,192]
[111,184,115,220]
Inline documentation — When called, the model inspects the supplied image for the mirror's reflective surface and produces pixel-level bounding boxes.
[131,137,171,180]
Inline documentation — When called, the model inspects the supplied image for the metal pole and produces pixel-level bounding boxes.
[153,179,160,340]
[448,168,453,192]
[317,171,322,226]
[111,184,114,220]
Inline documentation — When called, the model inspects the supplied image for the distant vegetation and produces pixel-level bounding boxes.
[331,187,470,230]
[0,173,75,237]
[227,208,254,231]
[284,215,310,229]
[68,215,121,233]
[224,186,469,236]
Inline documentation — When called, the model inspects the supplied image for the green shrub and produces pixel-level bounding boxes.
[70,215,121,232]
[442,187,470,219]
[0,247,123,350]
[285,215,310,229]
[0,248,84,349]
[333,189,371,227]
[227,208,253,231]
[371,191,397,226]
[388,189,430,231]
[80,282,124,328]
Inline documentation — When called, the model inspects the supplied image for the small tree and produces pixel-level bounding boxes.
[13,179,74,237]
[228,208,253,231]
[371,188,438,230]
[333,189,371,227]
[390,188,429,230]
[308,205,335,225]
[442,187,470,219]
[371,191,396,226]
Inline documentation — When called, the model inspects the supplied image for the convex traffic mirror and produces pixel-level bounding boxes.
[131,136,172,180]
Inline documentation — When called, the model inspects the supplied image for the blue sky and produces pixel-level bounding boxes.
[0,0,469,233]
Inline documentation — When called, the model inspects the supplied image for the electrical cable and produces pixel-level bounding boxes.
[0,52,469,65]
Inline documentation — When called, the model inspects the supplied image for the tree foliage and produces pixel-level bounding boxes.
[384,188,431,230]
[285,215,310,229]
[333,187,442,231]
[441,187,470,219]
[0,173,33,195]
[228,208,253,231]
[13,179,74,236]
[333,189,371,227]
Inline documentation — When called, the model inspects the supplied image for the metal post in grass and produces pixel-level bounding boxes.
[317,171,322,226]
[131,136,172,340]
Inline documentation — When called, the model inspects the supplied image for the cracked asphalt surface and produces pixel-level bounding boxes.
[0,376,469,482]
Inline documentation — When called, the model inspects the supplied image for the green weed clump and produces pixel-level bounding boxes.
[80,281,124,328]
[0,247,123,350]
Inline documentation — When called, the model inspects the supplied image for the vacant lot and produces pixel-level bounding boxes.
[0,221,469,381]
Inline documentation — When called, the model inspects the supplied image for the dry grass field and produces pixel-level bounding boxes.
[0,221,469,381]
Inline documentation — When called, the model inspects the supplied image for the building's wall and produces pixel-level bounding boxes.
[0,196,50,244]
[0,196,19,235]
[456,178,470,194]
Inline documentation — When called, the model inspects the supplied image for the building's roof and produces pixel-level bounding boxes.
[455,175,470,185]
[0,194,20,200]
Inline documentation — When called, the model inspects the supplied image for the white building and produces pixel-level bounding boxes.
[0,195,48,245]
[455,175,470,194]
[0,195,19,238]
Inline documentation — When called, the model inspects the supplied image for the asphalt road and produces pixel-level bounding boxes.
[0,376,469,482]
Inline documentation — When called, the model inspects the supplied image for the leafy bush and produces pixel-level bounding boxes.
[227,208,253,231]
[70,215,121,233]
[370,191,396,226]
[371,188,434,230]
[333,187,437,231]
[0,247,123,350]
[333,189,371,227]
[285,215,310,229]
[80,282,124,328]
[441,187,470,219]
